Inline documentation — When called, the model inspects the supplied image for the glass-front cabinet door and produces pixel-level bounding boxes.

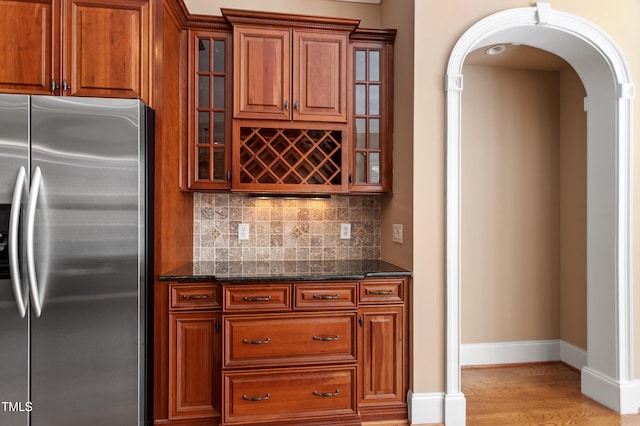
[349,31,395,193]
[187,29,232,190]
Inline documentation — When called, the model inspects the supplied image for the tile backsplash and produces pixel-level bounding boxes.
[193,193,381,263]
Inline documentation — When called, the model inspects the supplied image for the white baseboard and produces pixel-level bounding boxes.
[460,339,588,368]
[582,367,640,414]
[461,339,560,366]
[408,391,444,424]
[407,391,466,425]
[560,340,588,370]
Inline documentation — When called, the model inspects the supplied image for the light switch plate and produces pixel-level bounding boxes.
[238,223,250,240]
[392,224,403,244]
[340,223,351,240]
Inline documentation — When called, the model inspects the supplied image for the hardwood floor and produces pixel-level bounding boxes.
[462,362,640,425]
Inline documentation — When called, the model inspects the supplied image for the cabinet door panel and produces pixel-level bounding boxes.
[358,306,405,406]
[294,30,347,122]
[169,312,221,419]
[65,0,149,100]
[234,27,290,120]
[0,0,58,95]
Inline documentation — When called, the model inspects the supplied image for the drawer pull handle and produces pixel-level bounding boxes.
[242,338,271,345]
[313,390,340,397]
[181,294,209,299]
[243,296,272,302]
[312,335,340,341]
[243,393,271,402]
[367,289,394,295]
[312,294,340,300]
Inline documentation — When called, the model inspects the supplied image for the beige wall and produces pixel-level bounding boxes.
[460,62,587,348]
[182,0,381,27]
[559,68,587,350]
[379,0,414,270]
[461,65,562,344]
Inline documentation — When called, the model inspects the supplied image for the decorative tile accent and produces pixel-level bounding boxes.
[193,193,381,264]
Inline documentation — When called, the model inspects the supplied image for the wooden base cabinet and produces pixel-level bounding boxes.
[358,280,408,421]
[219,278,408,425]
[163,278,408,425]
[168,283,222,423]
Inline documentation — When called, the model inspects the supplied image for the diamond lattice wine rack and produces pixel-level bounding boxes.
[233,122,348,192]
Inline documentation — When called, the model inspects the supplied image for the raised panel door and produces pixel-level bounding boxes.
[169,311,221,420]
[294,30,347,122]
[0,0,59,95]
[65,0,149,101]
[234,26,290,120]
[358,306,405,407]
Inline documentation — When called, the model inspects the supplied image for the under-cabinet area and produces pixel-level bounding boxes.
[159,264,410,425]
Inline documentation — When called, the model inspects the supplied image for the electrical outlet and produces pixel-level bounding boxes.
[238,223,250,240]
[392,224,403,244]
[340,223,351,240]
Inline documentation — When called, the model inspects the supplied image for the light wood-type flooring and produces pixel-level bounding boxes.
[462,362,640,425]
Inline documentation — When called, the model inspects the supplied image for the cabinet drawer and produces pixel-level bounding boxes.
[223,284,291,312]
[294,282,357,310]
[223,313,356,368]
[170,283,220,310]
[359,279,405,304]
[223,366,356,424]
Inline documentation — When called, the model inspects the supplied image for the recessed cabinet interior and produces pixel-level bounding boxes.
[0,0,152,103]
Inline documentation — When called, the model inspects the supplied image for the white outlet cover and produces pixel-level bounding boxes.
[392,224,403,244]
[238,223,250,240]
[340,223,351,240]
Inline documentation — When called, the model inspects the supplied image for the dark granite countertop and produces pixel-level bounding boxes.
[159,260,412,283]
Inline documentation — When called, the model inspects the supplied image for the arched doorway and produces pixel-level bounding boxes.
[444,2,635,424]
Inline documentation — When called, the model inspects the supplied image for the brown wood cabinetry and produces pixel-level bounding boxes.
[187,28,233,190]
[218,278,408,425]
[168,283,222,422]
[180,9,396,194]
[232,25,348,122]
[349,29,396,193]
[358,279,408,421]
[0,0,152,103]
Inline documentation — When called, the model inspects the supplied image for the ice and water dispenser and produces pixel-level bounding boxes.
[0,205,10,279]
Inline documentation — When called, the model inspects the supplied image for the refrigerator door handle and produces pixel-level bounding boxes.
[26,166,43,317]
[9,166,28,318]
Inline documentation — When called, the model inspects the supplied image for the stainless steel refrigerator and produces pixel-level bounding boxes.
[0,94,153,426]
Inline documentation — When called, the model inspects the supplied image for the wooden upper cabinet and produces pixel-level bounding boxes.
[187,28,233,190]
[0,0,151,103]
[65,0,150,101]
[234,26,291,120]
[294,30,347,122]
[224,8,358,123]
[348,29,396,193]
[0,0,59,95]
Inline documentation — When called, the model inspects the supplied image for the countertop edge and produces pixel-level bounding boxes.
[158,261,412,283]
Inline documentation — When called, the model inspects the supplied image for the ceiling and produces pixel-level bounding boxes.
[465,44,572,71]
